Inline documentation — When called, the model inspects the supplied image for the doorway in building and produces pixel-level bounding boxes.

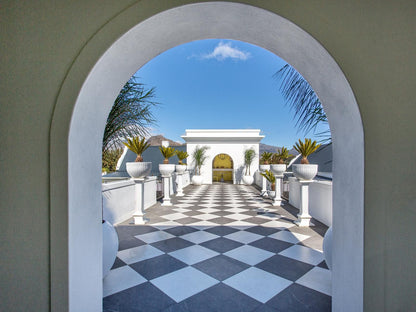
[212,153,233,183]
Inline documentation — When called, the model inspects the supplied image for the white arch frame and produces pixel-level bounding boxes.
[51,2,364,311]
[212,153,234,183]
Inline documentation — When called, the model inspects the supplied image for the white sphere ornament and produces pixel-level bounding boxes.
[102,220,119,278]
[323,226,333,270]
[242,175,254,185]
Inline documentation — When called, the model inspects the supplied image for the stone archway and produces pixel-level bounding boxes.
[212,154,234,183]
[51,2,364,311]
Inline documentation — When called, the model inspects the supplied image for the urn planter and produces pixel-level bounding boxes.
[126,162,152,178]
[267,190,276,198]
[159,164,175,176]
[175,164,187,174]
[259,164,270,172]
[270,164,287,176]
[292,164,318,181]
[242,175,254,185]
[102,220,119,278]
[192,175,203,185]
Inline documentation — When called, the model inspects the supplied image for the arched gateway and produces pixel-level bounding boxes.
[181,129,264,184]
[212,153,234,183]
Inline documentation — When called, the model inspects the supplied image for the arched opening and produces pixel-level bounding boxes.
[51,2,364,311]
[212,154,234,183]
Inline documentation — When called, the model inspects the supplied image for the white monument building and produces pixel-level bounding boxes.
[182,129,264,184]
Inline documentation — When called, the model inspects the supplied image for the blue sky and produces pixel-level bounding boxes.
[134,39,328,148]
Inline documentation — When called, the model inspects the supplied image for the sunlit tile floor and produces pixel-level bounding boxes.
[103,184,331,311]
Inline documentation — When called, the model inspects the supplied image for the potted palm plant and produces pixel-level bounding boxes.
[271,147,292,176]
[159,146,176,176]
[123,136,152,178]
[259,152,272,172]
[292,138,321,180]
[175,150,189,174]
[260,169,276,197]
[242,148,256,185]
[192,145,209,185]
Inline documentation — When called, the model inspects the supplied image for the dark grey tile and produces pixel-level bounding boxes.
[193,255,249,281]
[103,282,175,312]
[299,236,324,251]
[151,237,194,253]
[111,257,126,270]
[130,254,187,280]
[174,217,201,225]
[164,226,199,236]
[168,283,261,312]
[245,226,280,236]
[266,283,331,312]
[249,237,292,253]
[317,260,329,270]
[208,217,236,225]
[211,210,234,217]
[256,255,314,282]
[241,217,270,225]
[183,210,203,217]
[200,237,244,253]
[252,304,279,312]
[118,237,146,251]
[204,226,239,236]
[115,225,158,239]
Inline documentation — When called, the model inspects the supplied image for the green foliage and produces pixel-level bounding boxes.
[293,138,321,164]
[176,150,189,165]
[270,153,280,165]
[192,145,210,175]
[244,148,256,175]
[123,136,150,162]
[275,147,293,164]
[260,169,276,184]
[159,146,176,163]
[274,64,330,142]
[260,152,273,165]
[102,76,159,152]
[102,148,123,172]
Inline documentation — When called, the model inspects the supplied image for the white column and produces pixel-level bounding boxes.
[295,181,315,226]
[162,175,172,206]
[132,178,147,224]
[272,175,283,206]
[176,173,184,197]
[261,175,268,197]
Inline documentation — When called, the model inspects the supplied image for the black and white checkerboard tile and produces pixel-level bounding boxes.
[103,184,331,311]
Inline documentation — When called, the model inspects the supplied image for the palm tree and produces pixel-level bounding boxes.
[274,64,330,142]
[260,170,276,191]
[293,138,321,164]
[176,150,189,165]
[275,147,293,164]
[244,148,256,175]
[159,146,176,164]
[192,146,210,176]
[260,152,273,165]
[102,76,159,153]
[123,136,150,162]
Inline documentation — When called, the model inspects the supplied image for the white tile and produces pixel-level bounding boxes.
[224,245,274,265]
[169,245,219,265]
[180,231,219,244]
[192,214,218,221]
[224,230,263,244]
[103,266,147,297]
[224,213,251,221]
[296,267,332,296]
[135,230,175,243]
[172,207,192,213]
[162,212,189,220]
[199,203,219,208]
[227,220,257,229]
[269,230,309,243]
[174,204,193,208]
[279,245,324,265]
[151,267,219,302]
[151,220,182,229]
[223,204,245,209]
[189,220,217,230]
[197,207,221,214]
[223,267,292,303]
[117,245,164,264]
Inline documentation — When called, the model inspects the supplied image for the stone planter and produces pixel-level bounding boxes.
[267,190,276,198]
[159,164,175,176]
[192,175,203,185]
[271,164,287,176]
[102,220,119,278]
[242,175,254,185]
[126,162,152,178]
[323,226,333,270]
[259,164,270,172]
[292,164,318,181]
[175,164,187,174]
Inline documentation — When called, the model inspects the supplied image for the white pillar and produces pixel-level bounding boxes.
[162,175,172,206]
[261,175,268,197]
[272,175,283,206]
[176,173,184,197]
[132,178,147,224]
[295,181,315,226]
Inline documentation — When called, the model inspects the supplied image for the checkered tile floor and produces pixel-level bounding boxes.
[103,184,331,311]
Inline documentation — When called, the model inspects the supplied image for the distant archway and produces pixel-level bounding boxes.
[212,154,234,183]
[51,2,364,311]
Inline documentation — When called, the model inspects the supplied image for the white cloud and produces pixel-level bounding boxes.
[200,42,251,61]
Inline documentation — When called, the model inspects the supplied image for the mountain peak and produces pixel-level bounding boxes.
[147,135,183,146]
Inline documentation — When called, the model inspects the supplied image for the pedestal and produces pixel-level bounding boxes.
[272,175,283,206]
[176,173,184,197]
[261,175,268,197]
[295,180,315,226]
[132,178,148,224]
[162,175,172,206]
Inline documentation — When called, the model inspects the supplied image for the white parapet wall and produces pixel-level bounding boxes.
[102,176,157,225]
[288,176,333,227]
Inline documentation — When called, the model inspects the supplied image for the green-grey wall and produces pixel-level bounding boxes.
[0,1,415,311]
